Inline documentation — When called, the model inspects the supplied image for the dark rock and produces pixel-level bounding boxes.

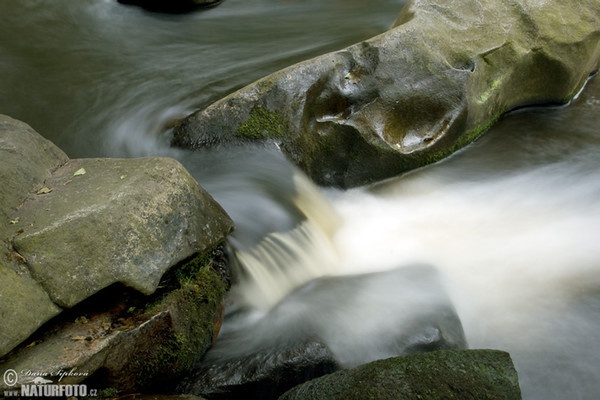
[279,349,522,400]
[118,0,222,14]
[172,0,600,188]
[178,339,338,400]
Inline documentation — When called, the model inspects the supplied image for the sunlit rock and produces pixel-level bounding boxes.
[173,0,600,187]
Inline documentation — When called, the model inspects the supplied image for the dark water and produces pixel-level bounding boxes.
[1,1,600,399]
[0,0,402,244]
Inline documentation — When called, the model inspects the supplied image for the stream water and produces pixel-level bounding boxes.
[1,1,599,399]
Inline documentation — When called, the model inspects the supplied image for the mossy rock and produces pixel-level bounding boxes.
[0,248,231,395]
[0,114,235,393]
[173,0,600,187]
[279,349,522,400]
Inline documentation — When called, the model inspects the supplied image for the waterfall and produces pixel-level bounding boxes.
[222,79,600,400]
[228,173,341,310]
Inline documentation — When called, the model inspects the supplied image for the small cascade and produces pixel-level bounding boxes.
[228,173,342,310]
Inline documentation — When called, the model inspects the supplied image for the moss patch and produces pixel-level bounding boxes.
[75,246,230,394]
[280,349,522,400]
[236,106,288,140]
[131,247,229,389]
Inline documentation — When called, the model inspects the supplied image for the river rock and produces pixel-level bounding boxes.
[117,0,222,14]
[0,248,230,394]
[0,114,234,392]
[10,155,231,309]
[279,349,522,400]
[173,0,600,188]
[178,339,338,400]
[0,115,68,358]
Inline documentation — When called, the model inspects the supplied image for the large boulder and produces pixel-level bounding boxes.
[10,155,230,309]
[0,114,234,392]
[279,349,522,400]
[173,0,600,188]
[0,115,69,357]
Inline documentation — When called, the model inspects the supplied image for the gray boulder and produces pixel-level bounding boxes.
[0,115,68,358]
[0,114,234,392]
[279,349,522,400]
[11,155,231,309]
[173,0,600,188]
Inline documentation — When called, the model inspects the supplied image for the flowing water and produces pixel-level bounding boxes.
[1,1,599,399]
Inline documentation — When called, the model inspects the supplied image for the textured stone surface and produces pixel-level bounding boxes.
[279,349,522,400]
[0,115,67,357]
[0,115,68,237]
[173,0,600,187]
[0,115,234,363]
[0,246,230,394]
[0,261,62,359]
[11,156,232,308]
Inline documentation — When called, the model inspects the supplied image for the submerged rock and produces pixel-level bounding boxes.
[263,264,467,367]
[173,0,600,187]
[179,265,465,399]
[279,349,522,400]
[117,0,222,14]
[0,114,234,392]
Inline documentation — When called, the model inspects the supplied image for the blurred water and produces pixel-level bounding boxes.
[221,77,600,400]
[0,0,400,158]
[331,77,600,400]
[1,1,599,399]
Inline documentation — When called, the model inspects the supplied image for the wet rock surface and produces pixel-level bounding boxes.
[179,265,466,399]
[179,339,338,400]
[173,0,600,188]
[279,349,522,400]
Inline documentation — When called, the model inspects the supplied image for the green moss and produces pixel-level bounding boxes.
[110,247,229,392]
[95,387,120,398]
[280,349,522,400]
[421,112,502,168]
[236,106,288,140]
